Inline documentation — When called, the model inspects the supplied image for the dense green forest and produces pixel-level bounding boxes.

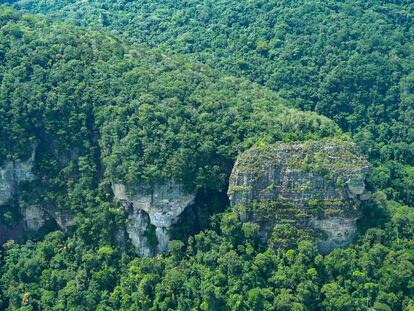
[7,0,414,205]
[0,1,413,310]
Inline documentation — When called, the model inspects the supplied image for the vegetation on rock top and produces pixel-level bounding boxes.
[0,2,413,310]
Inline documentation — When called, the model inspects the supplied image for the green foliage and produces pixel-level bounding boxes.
[0,5,339,193]
[0,2,413,311]
[7,0,414,202]
[2,204,409,310]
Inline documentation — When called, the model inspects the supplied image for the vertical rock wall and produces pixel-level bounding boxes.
[113,182,195,255]
[228,140,371,253]
[0,149,36,206]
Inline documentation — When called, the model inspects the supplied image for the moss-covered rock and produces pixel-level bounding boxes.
[228,139,371,253]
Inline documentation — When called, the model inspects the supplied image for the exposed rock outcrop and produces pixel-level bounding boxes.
[48,209,76,231]
[228,140,371,253]
[20,205,75,232]
[0,150,36,206]
[125,208,154,257]
[1,147,76,241]
[113,182,196,255]
[22,205,46,231]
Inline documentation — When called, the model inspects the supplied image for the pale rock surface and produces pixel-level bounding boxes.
[20,205,75,232]
[113,182,195,255]
[1,148,75,237]
[310,216,359,253]
[22,205,46,231]
[126,208,153,257]
[0,149,36,206]
[49,209,75,231]
[228,140,371,253]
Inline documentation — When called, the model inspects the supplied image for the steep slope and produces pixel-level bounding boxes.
[7,0,414,205]
[0,6,340,253]
[0,6,413,311]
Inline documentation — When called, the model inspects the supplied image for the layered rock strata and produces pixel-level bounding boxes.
[228,140,371,252]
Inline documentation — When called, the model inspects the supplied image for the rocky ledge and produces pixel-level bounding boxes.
[113,182,195,256]
[228,139,371,253]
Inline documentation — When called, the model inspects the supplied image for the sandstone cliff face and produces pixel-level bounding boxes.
[113,182,195,255]
[22,205,46,231]
[228,140,371,253]
[18,205,75,232]
[0,150,36,206]
[0,148,75,238]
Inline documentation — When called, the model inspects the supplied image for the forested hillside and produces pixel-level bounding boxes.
[7,0,414,205]
[0,2,413,311]
[0,4,338,199]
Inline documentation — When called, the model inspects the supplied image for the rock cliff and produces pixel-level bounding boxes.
[113,182,196,255]
[12,204,75,234]
[22,205,46,231]
[0,150,36,206]
[0,148,75,239]
[228,140,371,253]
